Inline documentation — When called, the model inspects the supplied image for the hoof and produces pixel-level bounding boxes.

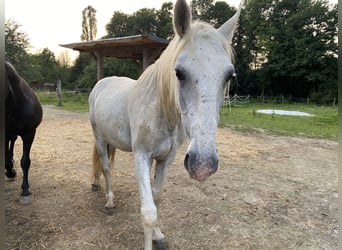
[104,206,115,215]
[20,195,32,204]
[153,239,168,250]
[92,184,101,192]
[5,168,17,179]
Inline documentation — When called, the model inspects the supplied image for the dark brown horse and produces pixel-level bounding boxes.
[5,61,43,203]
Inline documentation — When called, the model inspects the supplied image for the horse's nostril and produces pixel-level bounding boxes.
[184,153,190,169]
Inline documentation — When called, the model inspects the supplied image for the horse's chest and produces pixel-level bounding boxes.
[151,128,185,161]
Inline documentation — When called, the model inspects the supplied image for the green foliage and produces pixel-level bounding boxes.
[105,8,159,38]
[191,0,236,28]
[105,5,173,39]
[5,18,32,77]
[75,60,97,88]
[191,0,214,22]
[69,52,92,86]
[220,103,338,139]
[5,19,30,65]
[206,1,236,28]
[131,8,158,35]
[234,0,337,101]
[105,11,130,37]
[156,2,174,39]
[74,58,139,88]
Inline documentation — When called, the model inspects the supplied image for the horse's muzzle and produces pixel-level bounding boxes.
[184,151,218,182]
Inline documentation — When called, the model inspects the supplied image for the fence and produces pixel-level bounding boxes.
[222,94,251,111]
[221,94,337,112]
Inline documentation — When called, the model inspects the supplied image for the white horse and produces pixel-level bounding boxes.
[89,0,242,249]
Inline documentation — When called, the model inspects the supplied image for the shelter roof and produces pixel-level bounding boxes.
[59,34,169,59]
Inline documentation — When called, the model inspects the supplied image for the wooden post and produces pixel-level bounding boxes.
[143,48,149,71]
[142,48,162,72]
[56,80,62,106]
[92,52,104,82]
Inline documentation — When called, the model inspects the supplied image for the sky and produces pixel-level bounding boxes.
[5,0,337,62]
[5,0,241,61]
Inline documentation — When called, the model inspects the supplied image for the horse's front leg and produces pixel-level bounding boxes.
[134,152,157,250]
[5,134,17,179]
[151,159,173,250]
[20,131,36,204]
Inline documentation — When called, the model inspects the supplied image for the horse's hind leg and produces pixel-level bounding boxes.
[5,135,17,179]
[95,140,115,210]
[92,144,116,191]
[19,130,36,204]
[92,144,102,191]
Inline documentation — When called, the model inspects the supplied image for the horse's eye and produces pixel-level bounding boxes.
[175,69,186,81]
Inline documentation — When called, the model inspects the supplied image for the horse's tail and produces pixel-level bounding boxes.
[92,143,116,181]
[108,147,116,168]
[92,143,102,181]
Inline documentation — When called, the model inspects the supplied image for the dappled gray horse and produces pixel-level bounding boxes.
[89,0,242,249]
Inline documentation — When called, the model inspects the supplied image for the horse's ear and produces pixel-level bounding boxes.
[218,1,243,42]
[173,0,191,37]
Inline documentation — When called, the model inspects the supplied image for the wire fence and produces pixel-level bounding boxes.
[221,94,337,112]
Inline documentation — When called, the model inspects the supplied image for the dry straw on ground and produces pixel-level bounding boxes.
[5,105,338,250]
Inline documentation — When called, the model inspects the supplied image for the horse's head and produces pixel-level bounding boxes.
[172,0,241,182]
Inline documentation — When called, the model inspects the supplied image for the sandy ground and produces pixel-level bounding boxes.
[5,105,338,250]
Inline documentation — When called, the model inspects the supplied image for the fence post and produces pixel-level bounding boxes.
[307,97,310,106]
[56,80,62,106]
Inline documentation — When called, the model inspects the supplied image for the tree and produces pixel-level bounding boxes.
[258,0,338,99]
[105,8,158,37]
[190,0,214,22]
[30,48,59,84]
[81,5,97,41]
[233,0,337,102]
[75,58,139,88]
[5,19,30,66]
[207,1,236,28]
[58,50,72,67]
[131,8,158,35]
[233,0,273,95]
[69,52,92,85]
[156,2,174,39]
[105,11,130,38]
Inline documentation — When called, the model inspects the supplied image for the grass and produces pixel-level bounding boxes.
[37,91,90,113]
[36,92,338,140]
[220,103,338,140]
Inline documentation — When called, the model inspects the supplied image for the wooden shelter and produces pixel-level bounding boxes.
[60,34,169,81]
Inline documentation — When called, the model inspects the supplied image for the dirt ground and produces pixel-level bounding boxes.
[5,105,338,250]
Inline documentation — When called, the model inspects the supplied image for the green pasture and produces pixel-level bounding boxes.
[37,92,338,140]
[220,103,338,140]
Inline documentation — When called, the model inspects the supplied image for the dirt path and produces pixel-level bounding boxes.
[5,105,338,249]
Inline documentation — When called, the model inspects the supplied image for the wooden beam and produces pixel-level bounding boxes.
[92,52,104,82]
[142,48,163,71]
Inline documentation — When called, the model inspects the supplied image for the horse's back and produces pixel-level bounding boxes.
[89,76,135,151]
[5,61,42,136]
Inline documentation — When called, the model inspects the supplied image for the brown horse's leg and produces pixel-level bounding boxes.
[5,134,17,179]
[20,130,36,203]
